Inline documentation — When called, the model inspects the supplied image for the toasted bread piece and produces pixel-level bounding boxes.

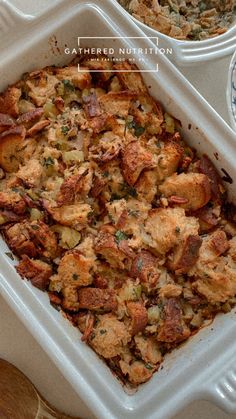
[113,62,147,93]
[26,220,58,260]
[56,169,91,206]
[94,231,130,269]
[156,140,183,182]
[90,314,130,358]
[122,140,155,185]
[189,230,234,304]
[0,190,26,214]
[0,125,26,172]
[45,202,92,230]
[26,71,58,106]
[135,169,158,203]
[17,255,52,290]
[119,360,154,385]
[169,234,202,274]
[4,222,37,258]
[198,154,224,203]
[99,91,136,118]
[130,250,160,289]
[159,172,211,211]
[78,287,117,311]
[78,56,113,84]
[159,283,182,298]
[57,251,94,287]
[157,298,190,343]
[134,335,162,365]
[145,207,199,255]
[127,301,148,336]
[55,66,91,89]
[17,158,44,187]
[0,86,21,117]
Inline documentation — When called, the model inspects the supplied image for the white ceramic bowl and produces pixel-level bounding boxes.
[1,1,236,419]
[113,0,236,66]
[227,49,236,131]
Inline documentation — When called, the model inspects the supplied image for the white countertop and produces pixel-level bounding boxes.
[1,1,236,418]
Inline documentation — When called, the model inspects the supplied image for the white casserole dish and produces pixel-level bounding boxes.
[1,1,236,418]
[112,0,236,66]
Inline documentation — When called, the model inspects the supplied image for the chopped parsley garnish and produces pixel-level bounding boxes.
[126,185,137,198]
[61,125,69,135]
[99,329,107,335]
[110,193,122,201]
[199,1,207,13]
[11,187,20,193]
[43,156,54,167]
[137,258,143,272]
[126,120,145,137]
[11,187,24,197]
[62,79,75,90]
[5,252,14,261]
[31,224,39,230]
[145,363,153,370]
[115,230,128,243]
[121,182,137,198]
[134,125,145,137]
[126,120,134,130]
[102,171,109,178]
[72,273,79,280]
[175,226,180,234]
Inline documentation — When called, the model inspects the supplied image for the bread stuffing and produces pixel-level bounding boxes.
[118,0,236,40]
[0,56,235,387]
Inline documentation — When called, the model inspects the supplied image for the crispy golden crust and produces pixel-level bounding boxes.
[159,172,212,211]
[55,66,92,89]
[169,235,202,275]
[130,250,160,288]
[113,62,148,93]
[17,255,52,290]
[99,91,136,118]
[122,141,155,186]
[89,314,131,358]
[157,298,190,343]
[0,125,26,172]
[78,287,117,312]
[0,87,21,117]
[127,301,148,336]
[0,57,235,388]
[0,191,26,214]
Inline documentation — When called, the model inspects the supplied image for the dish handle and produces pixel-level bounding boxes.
[203,355,236,414]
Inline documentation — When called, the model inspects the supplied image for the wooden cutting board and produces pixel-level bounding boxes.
[0,359,80,418]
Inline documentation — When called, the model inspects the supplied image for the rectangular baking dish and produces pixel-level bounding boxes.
[1,1,236,418]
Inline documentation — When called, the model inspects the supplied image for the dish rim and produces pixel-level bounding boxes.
[227,49,236,131]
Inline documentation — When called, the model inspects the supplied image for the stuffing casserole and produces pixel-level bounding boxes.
[118,0,236,40]
[0,56,236,387]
